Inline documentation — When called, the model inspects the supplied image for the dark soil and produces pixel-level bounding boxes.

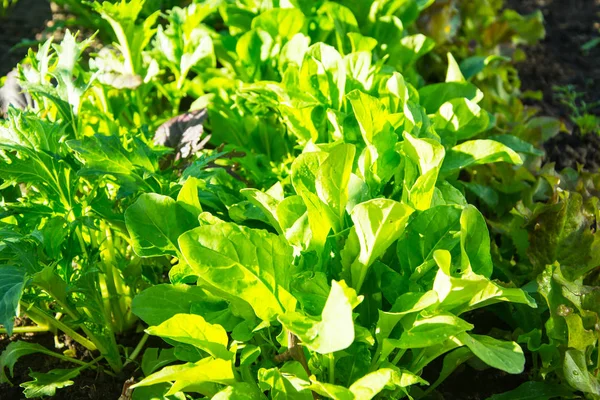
[0,0,52,77]
[505,0,600,170]
[424,361,529,400]
[0,327,146,400]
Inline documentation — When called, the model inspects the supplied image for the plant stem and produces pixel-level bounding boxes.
[328,353,335,384]
[135,90,147,126]
[58,354,117,378]
[26,345,106,372]
[22,302,98,352]
[51,351,93,367]
[123,333,149,368]
[103,225,126,333]
[0,326,50,334]
[392,349,406,365]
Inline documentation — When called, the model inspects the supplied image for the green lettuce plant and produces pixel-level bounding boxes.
[112,2,541,398]
[1,0,597,399]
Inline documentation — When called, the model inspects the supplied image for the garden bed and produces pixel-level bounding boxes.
[506,0,600,170]
[1,1,599,399]
[0,0,52,77]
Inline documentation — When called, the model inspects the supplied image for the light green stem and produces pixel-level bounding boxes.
[328,353,335,384]
[123,333,149,368]
[0,326,49,334]
[24,303,97,352]
[392,349,407,365]
[103,225,126,333]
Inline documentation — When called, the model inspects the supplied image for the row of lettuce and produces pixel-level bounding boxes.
[1,0,598,399]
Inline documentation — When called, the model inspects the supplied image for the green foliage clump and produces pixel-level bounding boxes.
[0,0,599,399]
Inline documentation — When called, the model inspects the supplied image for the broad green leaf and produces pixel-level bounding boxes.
[316,143,356,222]
[460,55,510,80]
[236,29,275,82]
[125,193,197,257]
[346,174,370,214]
[278,102,324,144]
[258,362,312,400]
[527,192,597,278]
[291,151,338,247]
[0,266,26,336]
[504,9,545,44]
[462,182,499,209]
[418,82,484,114]
[432,98,490,141]
[389,313,473,349]
[460,205,493,278]
[371,15,403,61]
[349,199,414,290]
[379,71,410,115]
[523,116,561,143]
[433,250,536,314]
[536,265,570,342]
[40,217,67,259]
[291,150,326,200]
[348,90,400,192]
[132,284,235,327]
[349,368,426,400]
[280,33,311,73]
[307,377,354,400]
[376,291,439,343]
[403,133,445,176]
[1,342,64,384]
[299,43,345,109]
[240,345,261,366]
[563,349,600,395]
[131,357,236,396]
[132,384,186,400]
[564,314,597,352]
[436,181,467,206]
[214,383,266,399]
[347,33,378,53]
[290,272,330,316]
[276,196,311,248]
[485,381,575,400]
[488,134,544,157]
[279,280,362,354]
[241,188,283,234]
[146,314,232,360]
[403,133,445,210]
[455,332,525,374]
[397,205,462,278]
[441,139,523,174]
[394,34,435,67]
[252,8,306,41]
[445,53,465,83]
[141,348,178,376]
[336,343,371,386]
[20,368,80,398]
[177,177,204,217]
[178,222,297,322]
[317,2,359,54]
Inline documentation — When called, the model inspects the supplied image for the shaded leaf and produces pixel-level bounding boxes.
[20,368,80,398]
[0,266,26,336]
